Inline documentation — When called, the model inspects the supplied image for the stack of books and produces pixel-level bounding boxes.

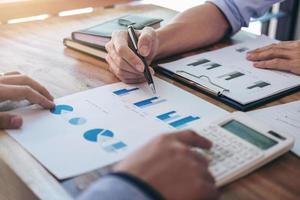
[64,14,163,60]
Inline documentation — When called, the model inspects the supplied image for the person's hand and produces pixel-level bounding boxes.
[0,71,55,129]
[247,40,300,75]
[114,130,218,200]
[105,27,159,83]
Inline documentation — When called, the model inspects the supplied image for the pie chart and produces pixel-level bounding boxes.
[83,128,127,152]
[83,128,114,143]
[50,104,74,115]
[69,117,87,125]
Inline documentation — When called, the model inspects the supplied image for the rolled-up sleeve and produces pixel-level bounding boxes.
[207,0,284,34]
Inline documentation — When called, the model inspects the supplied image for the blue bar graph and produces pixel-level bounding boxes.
[134,97,167,108]
[157,111,181,122]
[170,116,200,128]
[113,88,139,96]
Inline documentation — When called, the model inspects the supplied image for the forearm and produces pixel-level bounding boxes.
[156,3,229,59]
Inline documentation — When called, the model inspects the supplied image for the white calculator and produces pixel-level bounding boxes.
[197,112,294,187]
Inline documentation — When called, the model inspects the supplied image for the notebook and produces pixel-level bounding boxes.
[71,14,163,48]
[63,38,107,60]
[157,35,300,111]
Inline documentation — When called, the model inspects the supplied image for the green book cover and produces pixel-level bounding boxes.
[73,14,163,38]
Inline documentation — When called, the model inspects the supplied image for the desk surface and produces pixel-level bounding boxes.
[0,3,299,200]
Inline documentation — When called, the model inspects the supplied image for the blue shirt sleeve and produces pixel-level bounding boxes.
[76,175,153,200]
[207,0,284,34]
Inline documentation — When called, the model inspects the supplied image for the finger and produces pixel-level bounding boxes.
[198,181,219,200]
[149,67,155,75]
[3,71,21,76]
[254,58,292,72]
[108,44,143,75]
[111,31,144,72]
[290,65,300,75]
[249,41,295,54]
[189,149,210,168]
[0,113,23,129]
[247,48,292,61]
[121,77,148,84]
[137,27,156,57]
[0,75,54,101]
[248,43,277,54]
[106,54,144,79]
[173,130,212,149]
[201,170,216,184]
[0,85,55,109]
[106,55,146,83]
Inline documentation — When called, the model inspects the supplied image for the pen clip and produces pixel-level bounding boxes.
[118,19,136,27]
[128,25,138,50]
[176,70,230,96]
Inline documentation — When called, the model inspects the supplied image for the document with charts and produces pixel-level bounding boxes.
[248,101,300,156]
[7,78,227,180]
[158,36,300,108]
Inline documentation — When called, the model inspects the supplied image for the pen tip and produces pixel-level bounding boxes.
[150,84,156,94]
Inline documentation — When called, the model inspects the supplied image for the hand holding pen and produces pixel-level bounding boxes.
[105,27,159,85]
[127,25,156,93]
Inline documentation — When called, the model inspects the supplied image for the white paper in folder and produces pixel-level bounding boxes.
[159,35,300,105]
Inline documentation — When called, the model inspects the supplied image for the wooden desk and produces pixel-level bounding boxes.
[0,3,299,200]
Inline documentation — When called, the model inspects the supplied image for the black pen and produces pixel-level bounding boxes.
[127,25,156,94]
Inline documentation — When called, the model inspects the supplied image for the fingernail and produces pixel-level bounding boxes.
[10,116,23,128]
[49,95,54,101]
[254,62,261,68]
[150,67,155,75]
[139,46,149,56]
[136,63,144,72]
[48,101,55,109]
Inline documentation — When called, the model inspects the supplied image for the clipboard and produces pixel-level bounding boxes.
[155,66,300,111]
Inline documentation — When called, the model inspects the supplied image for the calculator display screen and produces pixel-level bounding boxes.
[222,120,277,150]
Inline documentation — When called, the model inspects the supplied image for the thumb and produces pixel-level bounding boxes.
[0,113,23,129]
[174,130,212,150]
[138,27,156,57]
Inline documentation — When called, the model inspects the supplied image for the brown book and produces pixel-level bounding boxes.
[63,38,107,60]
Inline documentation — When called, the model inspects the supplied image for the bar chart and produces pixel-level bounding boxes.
[218,71,245,81]
[169,116,200,128]
[113,87,139,96]
[187,58,210,66]
[134,97,167,108]
[157,111,200,129]
[203,63,222,70]
[247,81,271,89]
[235,47,249,53]
[157,111,181,122]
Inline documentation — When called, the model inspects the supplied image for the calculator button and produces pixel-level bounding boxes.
[232,155,245,164]
[223,160,237,169]
[210,165,228,177]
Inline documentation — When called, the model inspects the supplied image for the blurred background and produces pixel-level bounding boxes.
[0,0,299,40]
